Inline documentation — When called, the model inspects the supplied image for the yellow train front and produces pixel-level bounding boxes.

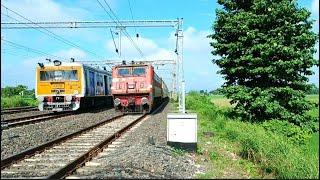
[35,60,113,112]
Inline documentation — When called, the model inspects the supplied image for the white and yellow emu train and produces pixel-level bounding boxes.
[35,60,113,112]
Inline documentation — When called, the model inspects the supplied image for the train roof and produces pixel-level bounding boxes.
[113,64,151,68]
[37,61,111,74]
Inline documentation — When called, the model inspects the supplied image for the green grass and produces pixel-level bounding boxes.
[1,96,38,109]
[172,147,186,156]
[187,93,319,179]
[306,95,319,118]
[306,94,319,104]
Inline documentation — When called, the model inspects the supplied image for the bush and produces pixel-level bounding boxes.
[261,120,312,145]
[1,96,38,109]
[209,0,318,127]
[187,93,319,179]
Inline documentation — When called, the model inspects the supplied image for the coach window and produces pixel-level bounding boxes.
[133,67,145,76]
[63,70,78,81]
[118,68,130,76]
[40,70,78,81]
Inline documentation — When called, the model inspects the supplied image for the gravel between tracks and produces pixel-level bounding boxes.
[72,103,199,179]
[1,110,52,121]
[1,108,120,159]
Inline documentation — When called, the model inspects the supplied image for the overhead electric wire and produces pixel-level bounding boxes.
[1,4,104,59]
[1,38,64,59]
[110,28,120,57]
[102,0,143,56]
[2,50,39,59]
[96,0,145,59]
[127,0,138,36]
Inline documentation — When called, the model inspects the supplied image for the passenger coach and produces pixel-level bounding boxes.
[35,60,113,112]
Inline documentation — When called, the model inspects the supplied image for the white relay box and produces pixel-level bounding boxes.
[167,113,197,143]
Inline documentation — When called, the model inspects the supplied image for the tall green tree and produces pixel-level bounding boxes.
[208,0,318,129]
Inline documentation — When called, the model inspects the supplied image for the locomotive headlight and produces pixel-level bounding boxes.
[37,96,44,102]
[66,96,72,102]
[114,98,121,106]
[141,97,148,105]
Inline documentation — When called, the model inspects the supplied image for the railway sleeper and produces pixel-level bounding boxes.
[25,157,74,163]
[33,153,82,158]
[12,163,66,168]
[44,149,87,153]
[8,165,62,172]
[1,169,56,174]
[51,146,91,150]
[60,142,98,146]
[68,140,104,144]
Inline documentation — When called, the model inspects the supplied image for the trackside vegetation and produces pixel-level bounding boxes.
[188,92,319,179]
[208,0,319,130]
[1,85,37,109]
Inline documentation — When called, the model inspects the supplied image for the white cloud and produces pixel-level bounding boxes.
[312,0,319,15]
[105,36,174,60]
[1,48,88,89]
[169,27,212,53]
[104,26,220,91]
[21,48,87,67]
[2,0,89,21]
[55,48,87,60]
[311,0,319,32]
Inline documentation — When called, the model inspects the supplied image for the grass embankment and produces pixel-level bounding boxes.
[187,93,319,179]
[1,96,38,109]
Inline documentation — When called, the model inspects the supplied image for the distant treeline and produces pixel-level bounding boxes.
[194,83,319,95]
[1,85,35,98]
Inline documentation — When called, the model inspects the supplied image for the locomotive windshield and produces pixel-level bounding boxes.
[133,67,145,75]
[40,70,78,81]
[118,68,130,76]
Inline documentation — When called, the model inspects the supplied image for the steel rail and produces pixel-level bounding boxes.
[4,112,73,128]
[48,114,146,179]
[1,99,168,179]
[50,99,168,178]
[2,106,37,111]
[1,107,38,115]
[0,114,124,169]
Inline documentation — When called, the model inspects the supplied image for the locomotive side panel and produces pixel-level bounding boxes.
[153,71,163,98]
[81,65,113,109]
[161,79,169,98]
[84,68,96,96]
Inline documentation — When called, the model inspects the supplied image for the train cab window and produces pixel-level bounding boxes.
[133,67,145,76]
[118,68,130,76]
[40,70,78,81]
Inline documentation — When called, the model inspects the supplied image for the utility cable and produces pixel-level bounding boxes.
[1,38,64,60]
[96,0,144,59]
[102,0,143,56]
[127,0,138,38]
[110,28,120,57]
[1,4,104,59]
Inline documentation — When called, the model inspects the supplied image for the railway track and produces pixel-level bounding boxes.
[1,100,168,179]
[0,114,145,179]
[1,106,38,115]
[1,112,73,128]
[1,107,114,129]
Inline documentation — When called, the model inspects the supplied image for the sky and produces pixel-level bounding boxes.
[1,0,319,91]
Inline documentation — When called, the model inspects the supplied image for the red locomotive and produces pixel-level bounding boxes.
[111,62,168,113]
